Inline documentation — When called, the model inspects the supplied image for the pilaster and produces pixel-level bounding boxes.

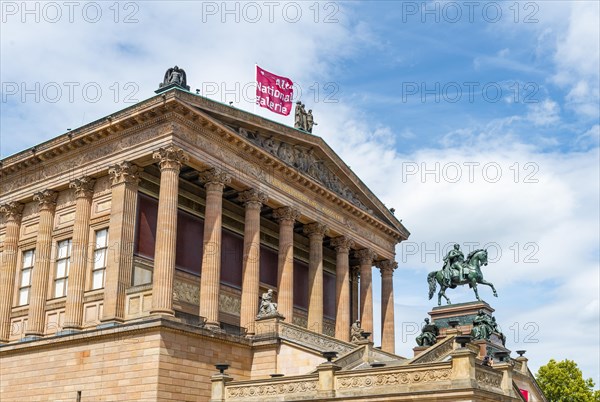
[0,202,24,341]
[101,161,139,325]
[25,190,58,337]
[63,176,95,330]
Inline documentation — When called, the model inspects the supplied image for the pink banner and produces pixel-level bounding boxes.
[519,389,529,401]
[256,65,293,116]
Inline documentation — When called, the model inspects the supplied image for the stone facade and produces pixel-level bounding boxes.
[0,87,545,401]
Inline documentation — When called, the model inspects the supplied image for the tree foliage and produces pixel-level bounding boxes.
[536,359,600,402]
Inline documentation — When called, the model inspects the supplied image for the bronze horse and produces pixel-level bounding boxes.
[428,249,498,306]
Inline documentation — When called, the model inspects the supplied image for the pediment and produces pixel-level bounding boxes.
[177,93,408,237]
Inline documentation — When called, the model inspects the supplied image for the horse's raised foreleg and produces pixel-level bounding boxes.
[472,282,481,301]
[479,279,498,297]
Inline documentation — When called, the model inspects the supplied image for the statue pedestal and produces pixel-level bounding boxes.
[412,345,429,357]
[429,300,494,337]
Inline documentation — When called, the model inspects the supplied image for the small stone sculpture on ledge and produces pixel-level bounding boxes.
[351,320,365,343]
[257,289,282,319]
[416,318,439,347]
[470,309,506,345]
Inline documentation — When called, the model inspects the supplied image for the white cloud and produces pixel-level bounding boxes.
[527,99,560,126]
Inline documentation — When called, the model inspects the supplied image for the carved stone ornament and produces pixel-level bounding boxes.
[33,189,58,211]
[69,176,96,199]
[198,168,232,189]
[377,260,398,274]
[331,236,355,253]
[336,368,451,389]
[0,202,24,222]
[237,189,268,207]
[108,161,140,186]
[152,146,188,171]
[355,248,376,265]
[303,222,328,238]
[272,206,300,223]
[159,65,190,91]
[230,125,373,213]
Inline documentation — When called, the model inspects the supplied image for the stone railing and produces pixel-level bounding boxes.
[411,336,455,364]
[278,321,355,355]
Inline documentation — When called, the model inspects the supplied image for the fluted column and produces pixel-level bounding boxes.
[0,202,24,342]
[303,222,328,333]
[331,236,354,342]
[25,190,57,337]
[351,266,359,324]
[355,248,376,339]
[238,189,267,335]
[150,146,188,316]
[273,207,300,322]
[101,161,139,325]
[63,177,95,330]
[198,168,231,330]
[378,260,398,353]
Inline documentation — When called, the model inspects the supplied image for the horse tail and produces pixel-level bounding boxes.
[428,271,437,300]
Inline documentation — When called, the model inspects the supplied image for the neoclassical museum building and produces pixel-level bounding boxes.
[0,76,546,401]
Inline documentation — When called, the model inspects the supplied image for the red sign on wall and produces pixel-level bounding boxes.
[520,389,529,401]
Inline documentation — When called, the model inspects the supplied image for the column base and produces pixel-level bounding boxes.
[97,320,123,329]
[20,335,43,342]
[150,308,175,317]
[204,321,224,332]
[56,329,82,336]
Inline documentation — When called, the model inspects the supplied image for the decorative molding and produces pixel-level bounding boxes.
[355,248,376,265]
[412,337,454,364]
[475,367,502,388]
[227,380,318,398]
[272,206,300,223]
[152,145,188,171]
[108,161,140,186]
[279,322,353,354]
[237,189,268,208]
[0,202,24,222]
[33,189,58,211]
[219,293,241,316]
[69,176,96,199]
[331,236,355,253]
[303,222,328,238]
[337,368,451,389]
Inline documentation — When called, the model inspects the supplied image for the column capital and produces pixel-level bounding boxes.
[377,260,398,275]
[199,168,232,191]
[354,248,376,265]
[69,176,96,199]
[351,266,360,281]
[303,222,328,239]
[108,161,140,186]
[0,201,24,222]
[237,189,268,208]
[33,190,58,212]
[153,146,188,171]
[273,206,300,223]
[331,236,355,253]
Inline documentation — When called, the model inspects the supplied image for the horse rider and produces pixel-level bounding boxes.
[442,244,465,285]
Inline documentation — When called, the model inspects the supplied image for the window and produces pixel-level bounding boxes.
[54,239,72,298]
[19,250,35,306]
[92,228,108,289]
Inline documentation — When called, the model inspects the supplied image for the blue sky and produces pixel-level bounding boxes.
[1,0,599,386]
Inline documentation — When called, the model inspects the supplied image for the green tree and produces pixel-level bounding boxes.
[536,359,600,402]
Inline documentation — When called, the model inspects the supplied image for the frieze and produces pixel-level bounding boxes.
[337,368,451,389]
[233,125,373,213]
[227,380,318,398]
[475,368,502,388]
[173,280,199,305]
[219,293,241,316]
[292,315,307,328]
